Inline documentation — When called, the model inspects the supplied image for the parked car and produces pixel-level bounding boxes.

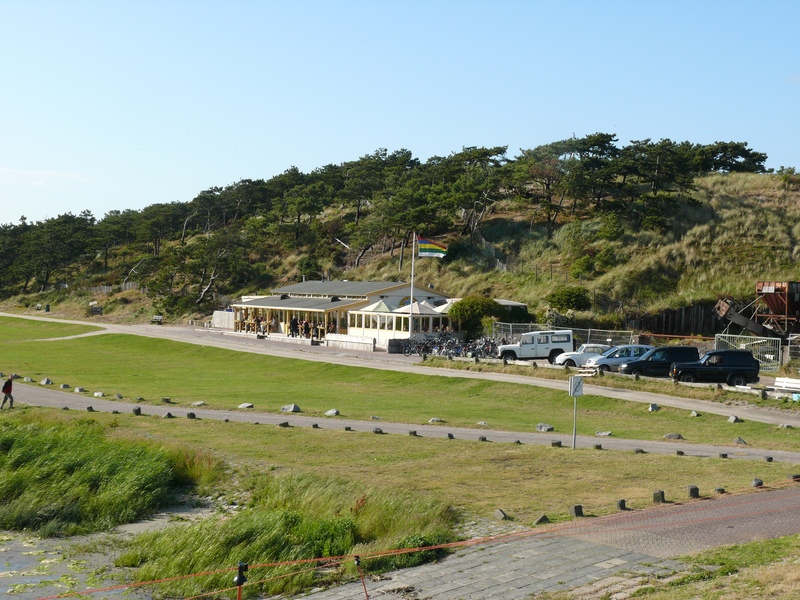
[554,344,611,367]
[619,346,700,377]
[496,330,574,363]
[584,344,655,372]
[669,349,760,386]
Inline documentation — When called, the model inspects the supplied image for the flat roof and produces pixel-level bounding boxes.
[233,296,366,312]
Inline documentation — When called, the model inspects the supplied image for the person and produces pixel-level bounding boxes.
[289,315,299,337]
[1,375,13,409]
[302,319,311,338]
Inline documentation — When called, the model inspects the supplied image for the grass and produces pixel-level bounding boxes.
[117,473,455,598]
[0,411,223,536]
[0,316,101,342]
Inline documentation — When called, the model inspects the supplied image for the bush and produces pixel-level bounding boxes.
[546,285,592,312]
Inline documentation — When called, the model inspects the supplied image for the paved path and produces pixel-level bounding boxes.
[297,485,800,599]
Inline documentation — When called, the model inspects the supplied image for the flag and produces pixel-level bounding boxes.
[417,237,447,258]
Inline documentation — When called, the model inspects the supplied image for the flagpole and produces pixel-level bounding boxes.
[410,232,416,312]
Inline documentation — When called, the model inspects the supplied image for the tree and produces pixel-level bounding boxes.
[447,296,506,339]
[546,285,592,311]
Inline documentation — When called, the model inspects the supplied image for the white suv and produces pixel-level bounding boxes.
[584,344,654,372]
[496,330,574,363]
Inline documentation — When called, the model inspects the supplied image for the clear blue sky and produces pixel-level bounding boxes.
[1,0,798,224]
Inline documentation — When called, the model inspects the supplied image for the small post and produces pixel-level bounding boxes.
[233,562,248,600]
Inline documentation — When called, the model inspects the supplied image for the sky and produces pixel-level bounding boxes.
[1,0,798,225]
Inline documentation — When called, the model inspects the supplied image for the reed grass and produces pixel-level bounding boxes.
[117,472,455,598]
[0,412,225,535]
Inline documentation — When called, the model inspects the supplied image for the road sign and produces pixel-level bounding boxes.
[569,375,584,397]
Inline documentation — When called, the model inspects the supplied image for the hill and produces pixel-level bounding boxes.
[1,134,798,332]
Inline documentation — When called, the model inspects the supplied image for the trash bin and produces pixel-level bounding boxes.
[387,339,403,354]
[45,304,50,312]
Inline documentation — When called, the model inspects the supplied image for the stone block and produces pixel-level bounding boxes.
[719,453,728,459]
[616,499,627,511]
[40,378,53,385]
[132,407,141,416]
[186,412,196,419]
[162,412,174,419]
[596,431,612,437]
[478,436,487,442]
[281,403,301,413]
[409,430,418,436]
[86,406,94,412]
[648,403,659,412]
[191,401,205,407]
[728,415,741,423]
[429,417,443,423]
[715,487,726,494]
[60,383,70,389]
[325,409,339,416]
[74,387,85,393]
[733,437,747,445]
[278,422,290,428]
[536,423,554,432]
[752,478,764,488]
[663,433,683,440]
[447,433,454,439]
[533,514,550,525]
[93,391,104,397]
[570,505,584,518]
[238,403,254,409]
[688,485,699,499]
[312,423,319,428]
[372,427,383,434]
[653,490,665,503]
[494,508,508,520]
[551,440,562,448]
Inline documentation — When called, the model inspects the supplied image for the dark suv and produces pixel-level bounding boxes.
[669,349,760,386]
[619,346,700,377]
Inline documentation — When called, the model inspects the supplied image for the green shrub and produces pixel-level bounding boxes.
[546,285,592,311]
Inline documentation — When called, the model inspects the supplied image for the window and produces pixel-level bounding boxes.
[537,335,550,344]
[551,334,570,343]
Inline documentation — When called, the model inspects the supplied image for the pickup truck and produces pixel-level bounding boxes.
[669,349,760,386]
[496,330,573,363]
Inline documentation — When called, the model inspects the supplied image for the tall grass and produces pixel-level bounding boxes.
[0,414,225,535]
[118,472,455,598]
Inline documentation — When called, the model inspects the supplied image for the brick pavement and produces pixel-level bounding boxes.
[297,485,800,599]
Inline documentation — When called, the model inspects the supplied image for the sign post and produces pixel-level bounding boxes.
[568,376,584,450]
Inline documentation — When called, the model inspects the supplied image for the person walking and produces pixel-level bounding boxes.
[1,375,13,409]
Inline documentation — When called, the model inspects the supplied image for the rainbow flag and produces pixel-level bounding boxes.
[417,237,447,258]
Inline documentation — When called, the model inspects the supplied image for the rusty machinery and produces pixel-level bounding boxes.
[714,281,800,340]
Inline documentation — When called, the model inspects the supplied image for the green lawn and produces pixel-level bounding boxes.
[0,316,101,341]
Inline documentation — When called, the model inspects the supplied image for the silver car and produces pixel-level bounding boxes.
[554,344,611,367]
[584,344,655,372]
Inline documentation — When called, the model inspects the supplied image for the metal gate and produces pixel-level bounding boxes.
[715,334,781,372]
